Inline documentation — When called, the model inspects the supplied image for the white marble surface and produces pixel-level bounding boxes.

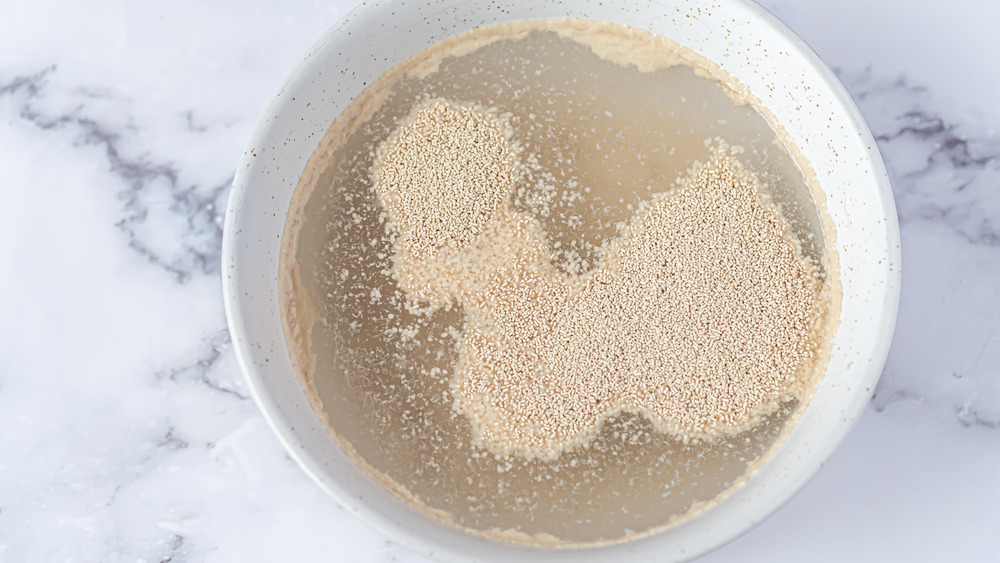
[1,0,998,561]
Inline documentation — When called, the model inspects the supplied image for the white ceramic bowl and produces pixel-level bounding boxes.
[222,1,900,560]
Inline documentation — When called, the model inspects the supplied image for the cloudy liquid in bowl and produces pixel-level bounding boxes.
[283,20,833,544]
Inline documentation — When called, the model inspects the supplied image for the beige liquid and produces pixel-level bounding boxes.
[284,20,834,545]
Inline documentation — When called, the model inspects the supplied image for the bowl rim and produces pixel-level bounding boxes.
[222,0,901,560]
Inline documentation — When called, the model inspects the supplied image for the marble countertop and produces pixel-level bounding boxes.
[2,0,998,561]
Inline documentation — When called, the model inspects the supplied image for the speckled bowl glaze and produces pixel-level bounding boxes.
[222,1,900,560]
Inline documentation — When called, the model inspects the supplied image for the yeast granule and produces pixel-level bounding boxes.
[373,100,824,461]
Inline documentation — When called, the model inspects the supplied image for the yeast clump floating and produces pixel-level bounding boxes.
[374,100,823,461]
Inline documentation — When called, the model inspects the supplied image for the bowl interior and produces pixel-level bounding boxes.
[222,1,899,561]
